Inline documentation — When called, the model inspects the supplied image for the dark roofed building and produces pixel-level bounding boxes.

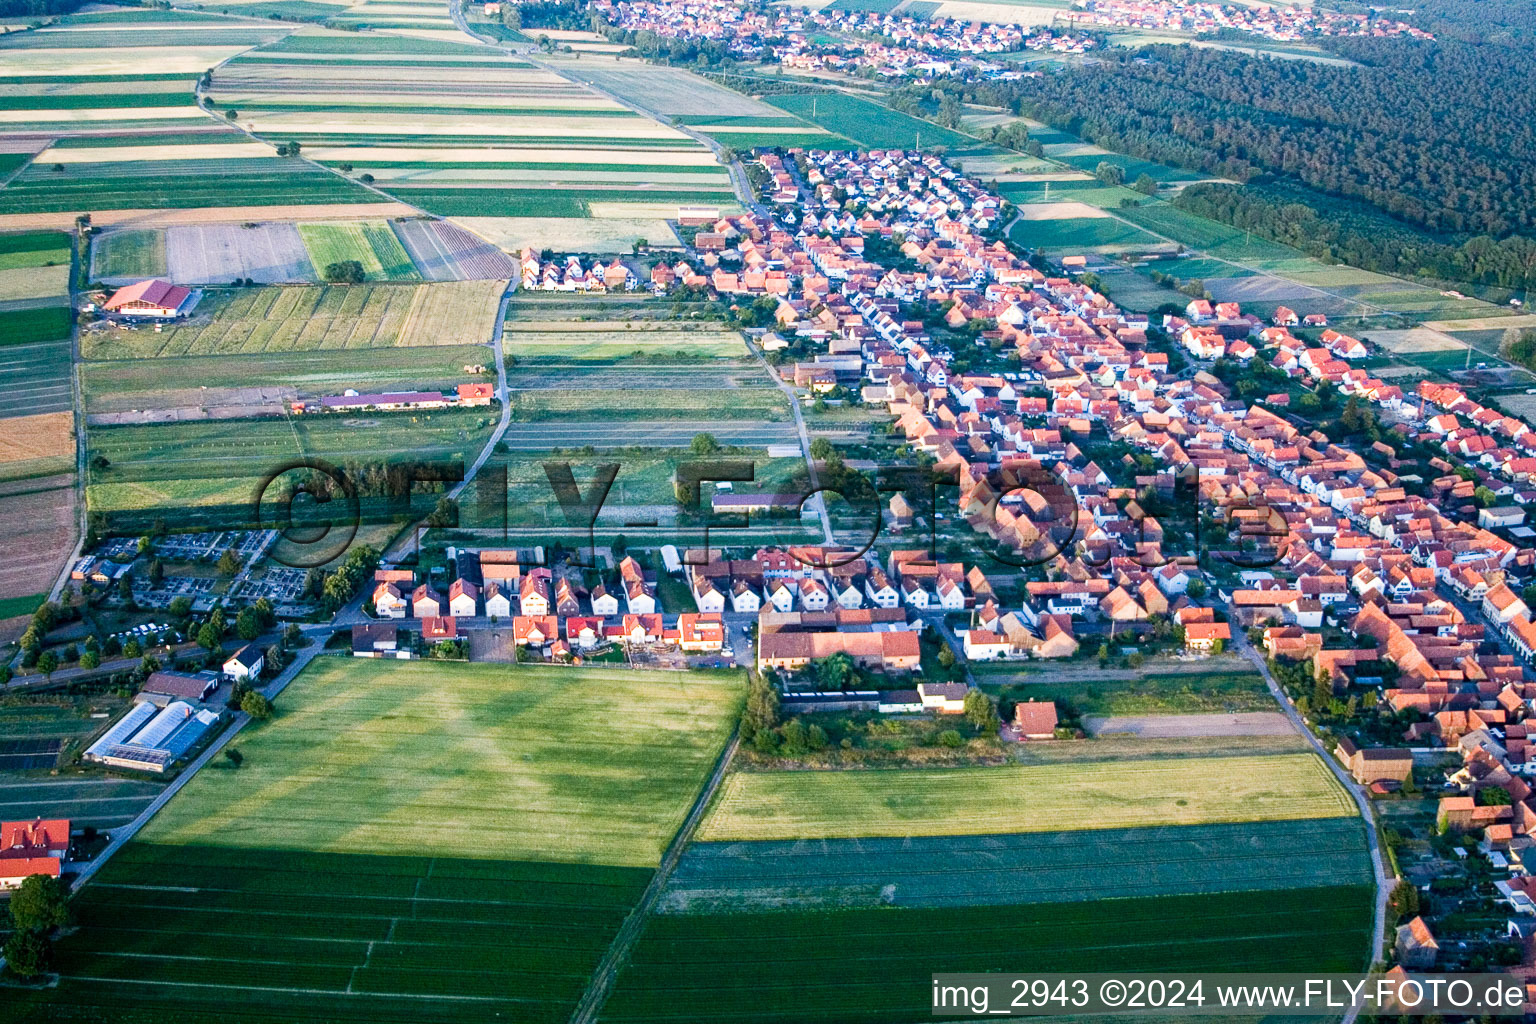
[138,670,218,707]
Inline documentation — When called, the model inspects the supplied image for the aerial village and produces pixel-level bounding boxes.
[590,0,1426,82]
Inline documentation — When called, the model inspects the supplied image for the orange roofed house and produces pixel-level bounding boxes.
[102,278,195,319]
[1,817,70,889]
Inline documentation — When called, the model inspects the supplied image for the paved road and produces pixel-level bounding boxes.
[568,732,741,1024]
[1234,630,1392,999]
[381,282,514,564]
[747,346,834,545]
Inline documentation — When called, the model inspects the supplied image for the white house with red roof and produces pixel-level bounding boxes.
[102,279,195,318]
[0,817,69,890]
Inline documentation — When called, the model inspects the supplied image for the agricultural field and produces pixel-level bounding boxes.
[766,92,975,150]
[0,14,403,221]
[556,61,788,118]
[392,218,517,280]
[298,220,420,281]
[0,478,75,601]
[10,659,744,1024]
[89,227,167,280]
[209,33,738,250]
[1009,208,1171,253]
[84,406,495,519]
[0,409,74,480]
[142,659,746,863]
[164,222,315,284]
[661,817,1371,912]
[80,281,505,359]
[602,886,1374,1024]
[80,343,489,414]
[697,752,1354,842]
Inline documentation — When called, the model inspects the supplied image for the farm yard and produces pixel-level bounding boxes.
[81,280,505,359]
[602,886,1373,1024]
[697,753,1355,842]
[0,694,168,827]
[661,817,1370,913]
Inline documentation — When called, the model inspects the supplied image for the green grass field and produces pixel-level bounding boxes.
[0,229,70,270]
[20,844,651,1024]
[142,658,745,864]
[698,753,1354,842]
[603,885,1374,1024]
[80,343,489,411]
[663,817,1371,912]
[0,591,43,619]
[90,228,165,279]
[299,221,420,281]
[1010,215,1166,252]
[988,670,1273,716]
[766,93,973,151]
[0,303,72,346]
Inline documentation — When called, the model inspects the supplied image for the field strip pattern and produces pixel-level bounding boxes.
[661,818,1372,912]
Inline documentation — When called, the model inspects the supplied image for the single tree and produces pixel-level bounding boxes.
[216,549,243,576]
[2,928,52,979]
[36,651,58,679]
[9,873,71,932]
[241,691,274,719]
[963,688,999,732]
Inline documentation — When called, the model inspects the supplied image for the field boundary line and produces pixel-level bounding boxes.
[567,729,741,1024]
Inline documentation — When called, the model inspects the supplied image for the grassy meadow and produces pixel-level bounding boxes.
[141,659,745,865]
[698,753,1354,842]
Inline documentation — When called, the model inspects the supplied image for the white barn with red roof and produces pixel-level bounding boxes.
[103,278,194,318]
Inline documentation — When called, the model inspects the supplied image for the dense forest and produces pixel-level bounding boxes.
[0,0,85,16]
[994,42,1536,238]
[1171,183,1536,293]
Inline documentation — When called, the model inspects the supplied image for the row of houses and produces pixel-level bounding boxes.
[373,553,659,621]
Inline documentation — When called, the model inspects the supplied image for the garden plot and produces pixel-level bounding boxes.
[1370,327,1466,355]
[165,222,316,284]
[661,818,1371,913]
[391,218,516,281]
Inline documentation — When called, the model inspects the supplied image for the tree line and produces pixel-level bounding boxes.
[1170,180,1536,293]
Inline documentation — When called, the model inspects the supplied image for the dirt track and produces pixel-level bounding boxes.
[0,202,413,230]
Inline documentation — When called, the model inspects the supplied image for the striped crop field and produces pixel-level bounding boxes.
[662,817,1372,912]
[207,28,736,250]
[80,281,505,359]
[601,886,1375,1024]
[298,220,420,280]
[0,14,387,217]
[697,753,1355,841]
